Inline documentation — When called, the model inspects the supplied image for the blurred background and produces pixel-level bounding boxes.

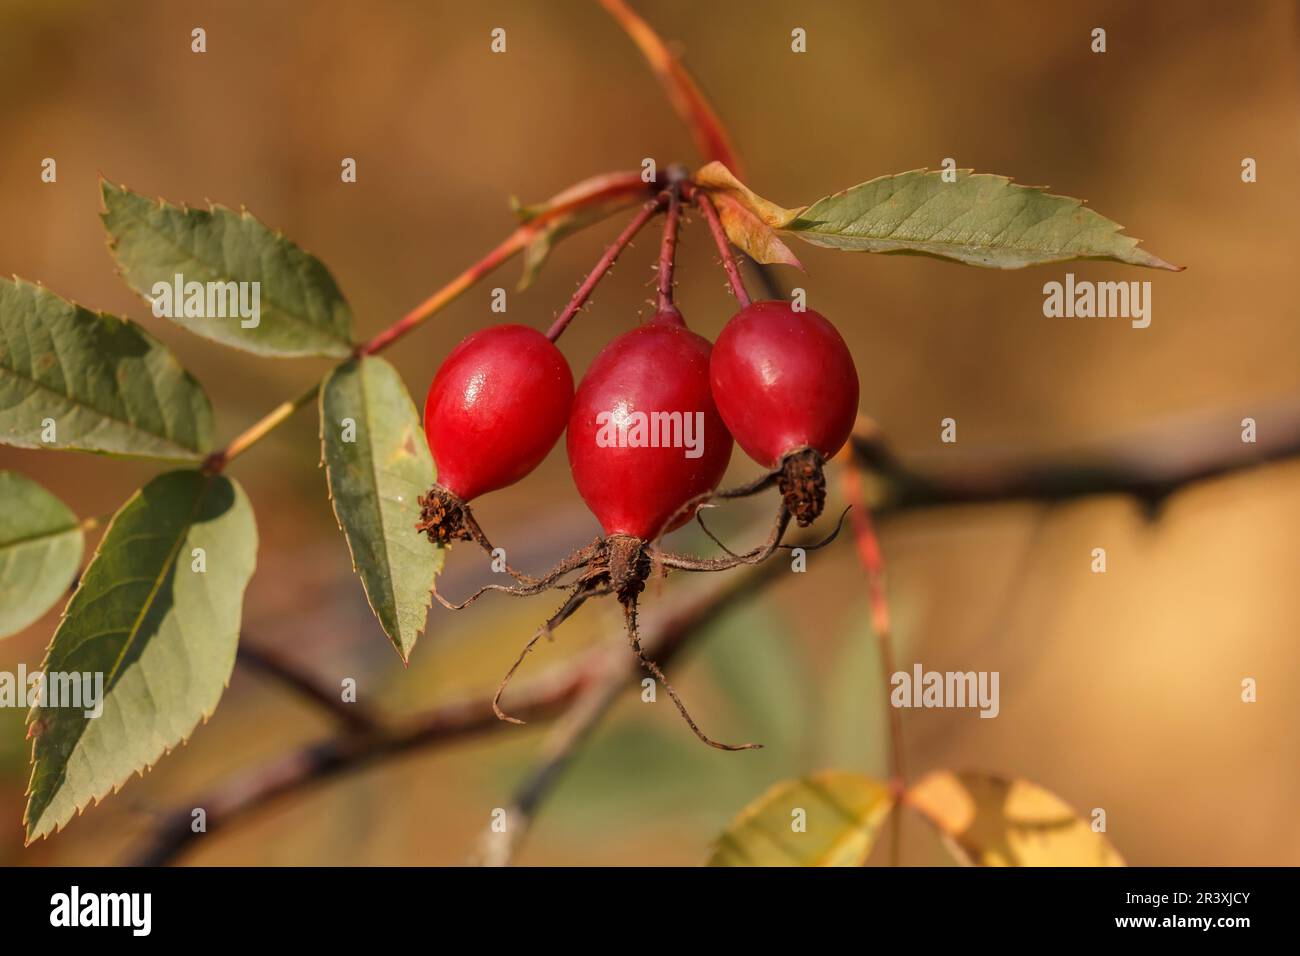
[1,0,1298,865]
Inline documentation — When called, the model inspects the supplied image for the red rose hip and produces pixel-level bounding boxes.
[567,311,733,540]
[709,300,858,468]
[423,324,573,501]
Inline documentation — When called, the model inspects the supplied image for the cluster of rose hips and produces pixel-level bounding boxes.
[416,173,858,750]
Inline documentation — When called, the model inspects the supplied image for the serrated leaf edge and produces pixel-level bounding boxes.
[784,168,1183,272]
[21,472,248,843]
[0,275,215,460]
[318,357,440,664]
[99,177,355,358]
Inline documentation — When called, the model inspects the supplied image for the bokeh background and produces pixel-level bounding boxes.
[1,0,1298,865]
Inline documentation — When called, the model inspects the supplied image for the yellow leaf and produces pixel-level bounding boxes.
[907,770,1125,867]
[694,163,805,268]
[694,161,801,228]
[707,771,893,866]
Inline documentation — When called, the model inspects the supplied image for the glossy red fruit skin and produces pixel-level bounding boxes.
[423,324,573,501]
[709,300,859,469]
[567,312,733,540]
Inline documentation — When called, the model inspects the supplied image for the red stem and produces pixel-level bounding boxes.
[656,187,682,314]
[596,0,743,177]
[359,232,525,357]
[204,172,650,470]
[693,190,751,308]
[841,446,907,866]
[545,194,666,342]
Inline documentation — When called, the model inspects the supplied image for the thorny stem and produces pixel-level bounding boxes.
[202,170,650,473]
[693,189,751,308]
[357,232,528,358]
[841,434,907,867]
[655,180,684,314]
[545,194,666,342]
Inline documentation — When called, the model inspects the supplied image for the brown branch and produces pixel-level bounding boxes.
[468,662,626,867]
[858,403,1300,517]
[236,640,379,735]
[134,397,1300,866]
[129,548,787,867]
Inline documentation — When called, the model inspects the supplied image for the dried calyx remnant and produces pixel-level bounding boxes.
[416,484,471,545]
[712,447,828,528]
[416,484,543,586]
[779,448,827,527]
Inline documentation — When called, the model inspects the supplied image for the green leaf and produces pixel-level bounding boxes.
[907,770,1125,866]
[0,277,214,459]
[101,179,354,358]
[0,472,83,639]
[785,169,1181,270]
[24,469,257,841]
[321,356,441,661]
[707,771,894,866]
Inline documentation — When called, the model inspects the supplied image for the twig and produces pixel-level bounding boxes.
[133,405,1300,866]
[236,640,379,735]
[90,0,1300,872]
[203,170,649,472]
[694,190,751,308]
[596,0,742,176]
[656,181,683,314]
[545,194,666,342]
[129,547,787,867]
[469,664,625,867]
[857,403,1300,517]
